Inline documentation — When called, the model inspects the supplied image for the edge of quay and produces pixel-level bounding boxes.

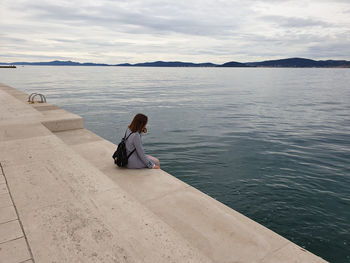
[0,82,328,263]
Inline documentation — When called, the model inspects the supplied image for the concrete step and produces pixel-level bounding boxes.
[0,134,211,262]
[54,128,327,263]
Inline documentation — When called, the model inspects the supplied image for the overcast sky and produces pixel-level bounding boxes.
[1,0,350,64]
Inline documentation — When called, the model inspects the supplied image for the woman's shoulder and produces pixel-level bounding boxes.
[127,128,140,138]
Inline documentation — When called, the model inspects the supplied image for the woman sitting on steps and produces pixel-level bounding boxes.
[124,113,160,169]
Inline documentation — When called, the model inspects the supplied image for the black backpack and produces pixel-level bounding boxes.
[112,131,136,167]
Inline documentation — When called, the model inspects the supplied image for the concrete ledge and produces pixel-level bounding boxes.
[0,84,28,102]
[41,116,84,132]
[32,104,61,111]
[0,83,327,263]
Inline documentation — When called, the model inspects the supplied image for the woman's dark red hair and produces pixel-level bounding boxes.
[129,113,148,133]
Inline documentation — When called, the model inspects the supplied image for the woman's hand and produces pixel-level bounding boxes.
[154,165,160,169]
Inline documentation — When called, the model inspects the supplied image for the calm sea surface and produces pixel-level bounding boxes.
[1,66,349,262]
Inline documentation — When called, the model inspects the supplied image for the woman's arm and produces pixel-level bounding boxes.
[133,133,155,168]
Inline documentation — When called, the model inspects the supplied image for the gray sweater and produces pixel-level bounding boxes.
[124,128,155,169]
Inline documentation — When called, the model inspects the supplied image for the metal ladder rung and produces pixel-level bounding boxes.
[28,93,46,103]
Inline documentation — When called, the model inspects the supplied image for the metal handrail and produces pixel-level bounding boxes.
[28,93,37,102]
[27,93,47,103]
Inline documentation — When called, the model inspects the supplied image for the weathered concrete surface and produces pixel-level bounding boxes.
[0,82,328,263]
[0,153,32,263]
[0,238,32,263]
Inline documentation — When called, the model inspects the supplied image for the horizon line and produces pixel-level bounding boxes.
[2,57,350,66]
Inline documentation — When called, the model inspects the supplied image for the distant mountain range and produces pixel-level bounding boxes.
[245,58,350,68]
[1,58,350,68]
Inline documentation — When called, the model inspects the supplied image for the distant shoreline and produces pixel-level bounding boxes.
[1,57,350,68]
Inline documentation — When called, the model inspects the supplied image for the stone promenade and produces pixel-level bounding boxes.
[0,162,33,263]
[0,83,327,262]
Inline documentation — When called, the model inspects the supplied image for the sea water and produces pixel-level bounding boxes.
[1,66,349,262]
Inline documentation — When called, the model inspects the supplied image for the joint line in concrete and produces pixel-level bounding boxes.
[0,162,36,263]
[0,218,20,225]
[0,236,25,246]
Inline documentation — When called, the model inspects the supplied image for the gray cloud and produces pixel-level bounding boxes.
[261,15,332,28]
[0,53,71,60]
[18,1,242,36]
[306,40,350,59]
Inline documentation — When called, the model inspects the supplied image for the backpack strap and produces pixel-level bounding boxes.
[127,149,136,158]
[124,129,136,159]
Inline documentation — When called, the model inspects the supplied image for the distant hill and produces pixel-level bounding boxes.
[116,63,133,66]
[246,58,350,68]
[0,60,110,66]
[1,58,350,68]
[217,61,250,67]
[117,61,218,67]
